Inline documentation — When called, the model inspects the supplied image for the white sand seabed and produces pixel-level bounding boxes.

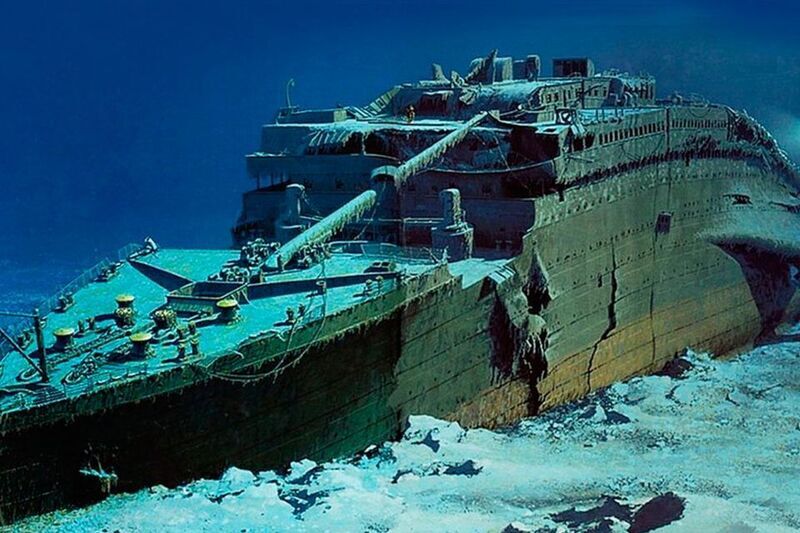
[16,324,800,532]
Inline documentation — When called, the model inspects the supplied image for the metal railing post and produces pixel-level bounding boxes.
[33,308,48,382]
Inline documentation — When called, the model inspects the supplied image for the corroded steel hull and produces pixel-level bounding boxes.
[3,150,799,524]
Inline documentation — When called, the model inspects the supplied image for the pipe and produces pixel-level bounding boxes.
[371,111,489,188]
[266,190,377,270]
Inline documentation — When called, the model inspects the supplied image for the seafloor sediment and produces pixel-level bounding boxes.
[15,325,800,532]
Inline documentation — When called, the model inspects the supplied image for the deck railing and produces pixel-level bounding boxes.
[0,243,143,360]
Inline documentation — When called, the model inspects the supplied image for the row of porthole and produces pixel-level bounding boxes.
[567,255,658,289]
[542,193,739,246]
[548,283,650,332]
[550,265,720,334]
[671,118,728,129]
[550,254,727,302]
[559,162,697,207]
[541,169,772,232]
[545,222,729,274]
[545,221,657,265]
[555,167,766,224]
[596,122,665,145]
[564,145,779,188]
[546,257,729,330]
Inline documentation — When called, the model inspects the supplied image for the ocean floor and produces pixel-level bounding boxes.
[15,325,800,532]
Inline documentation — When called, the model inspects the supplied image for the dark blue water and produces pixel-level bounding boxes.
[0,1,798,311]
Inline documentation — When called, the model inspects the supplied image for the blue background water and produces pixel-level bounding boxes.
[1,0,798,302]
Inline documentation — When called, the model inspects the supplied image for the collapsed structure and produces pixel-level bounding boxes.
[1,50,799,524]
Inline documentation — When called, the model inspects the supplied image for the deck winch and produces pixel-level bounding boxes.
[114,294,136,328]
[53,327,75,351]
[129,332,153,358]
[216,298,240,323]
[152,308,177,330]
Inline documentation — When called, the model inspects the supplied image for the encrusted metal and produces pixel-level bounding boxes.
[1,49,799,525]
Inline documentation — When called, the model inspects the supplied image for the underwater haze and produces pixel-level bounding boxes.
[1,0,799,287]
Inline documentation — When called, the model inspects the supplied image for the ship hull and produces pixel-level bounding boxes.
[2,153,799,524]
[532,155,800,407]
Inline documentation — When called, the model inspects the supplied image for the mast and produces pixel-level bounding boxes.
[33,308,48,382]
[0,308,48,381]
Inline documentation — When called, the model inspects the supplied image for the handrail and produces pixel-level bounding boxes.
[0,242,143,359]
